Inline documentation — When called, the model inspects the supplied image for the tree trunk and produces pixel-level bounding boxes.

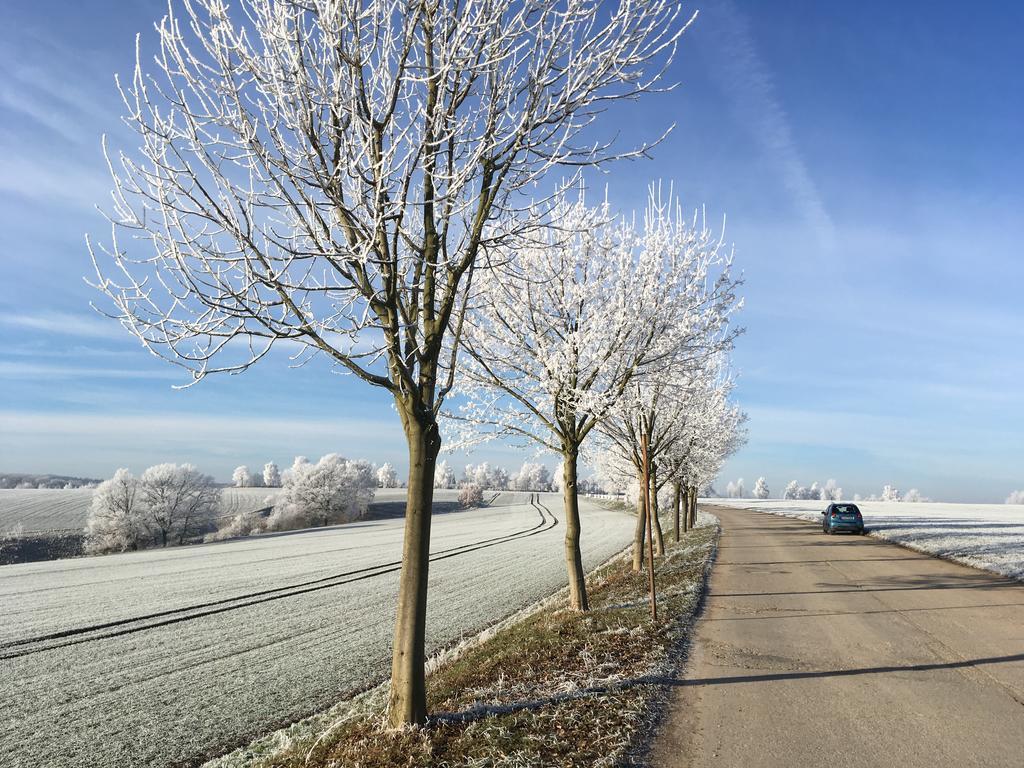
[651,466,664,556]
[641,432,657,621]
[682,483,690,534]
[688,486,697,529]
[386,412,441,728]
[626,473,643,573]
[632,471,646,572]
[561,447,589,611]
[673,482,681,542]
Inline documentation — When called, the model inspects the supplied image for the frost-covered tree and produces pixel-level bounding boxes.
[88,0,691,726]
[451,189,739,609]
[269,454,375,530]
[490,466,511,492]
[84,469,146,554]
[601,358,745,571]
[880,484,902,502]
[85,465,219,551]
[512,462,554,493]
[734,478,745,498]
[822,479,842,501]
[138,463,222,547]
[458,483,484,508]
[725,481,737,498]
[1007,490,1024,505]
[376,462,399,489]
[263,462,281,488]
[903,488,929,503]
[433,461,457,491]
[463,463,491,489]
[783,480,799,500]
[754,477,770,499]
[232,466,252,488]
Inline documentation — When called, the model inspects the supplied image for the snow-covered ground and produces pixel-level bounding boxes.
[706,499,1024,582]
[0,492,633,768]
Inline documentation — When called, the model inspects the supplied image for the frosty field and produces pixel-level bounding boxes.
[0,492,633,768]
[707,499,1024,581]
[0,487,282,534]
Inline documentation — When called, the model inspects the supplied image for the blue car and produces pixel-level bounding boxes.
[822,502,865,534]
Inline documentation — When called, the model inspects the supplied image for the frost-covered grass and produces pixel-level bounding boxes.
[0,493,634,768]
[205,512,719,768]
[707,498,1024,581]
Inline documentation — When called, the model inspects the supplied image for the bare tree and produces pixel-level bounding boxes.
[138,463,222,546]
[232,465,252,488]
[88,0,690,725]
[602,358,744,570]
[270,453,375,529]
[263,462,282,488]
[84,468,146,554]
[450,188,732,608]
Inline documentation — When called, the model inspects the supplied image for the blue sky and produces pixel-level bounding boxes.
[0,0,1021,501]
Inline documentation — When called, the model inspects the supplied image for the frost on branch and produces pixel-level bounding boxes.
[88,0,694,398]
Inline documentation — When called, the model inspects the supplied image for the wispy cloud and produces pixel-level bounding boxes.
[698,0,836,251]
[0,26,113,208]
[0,151,110,209]
[0,361,174,380]
[0,311,127,341]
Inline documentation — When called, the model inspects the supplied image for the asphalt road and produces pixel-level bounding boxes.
[0,492,633,768]
[654,505,1024,768]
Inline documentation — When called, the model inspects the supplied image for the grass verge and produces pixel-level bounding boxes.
[207,518,718,768]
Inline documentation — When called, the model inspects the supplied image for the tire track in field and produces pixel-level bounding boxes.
[1,494,557,660]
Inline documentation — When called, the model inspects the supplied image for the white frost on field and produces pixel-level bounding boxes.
[0,487,283,534]
[0,492,633,768]
[706,498,1024,582]
[0,488,96,532]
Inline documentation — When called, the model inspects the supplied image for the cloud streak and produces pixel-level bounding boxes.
[698,0,836,251]
[0,311,128,341]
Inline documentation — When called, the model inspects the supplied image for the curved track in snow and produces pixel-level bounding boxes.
[0,492,632,767]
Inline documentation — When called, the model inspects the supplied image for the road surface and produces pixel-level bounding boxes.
[0,493,633,767]
[653,505,1024,768]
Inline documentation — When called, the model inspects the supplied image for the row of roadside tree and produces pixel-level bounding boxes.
[88,0,741,726]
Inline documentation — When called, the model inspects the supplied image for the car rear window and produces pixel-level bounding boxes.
[834,504,860,514]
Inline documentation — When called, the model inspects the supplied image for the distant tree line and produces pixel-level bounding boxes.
[0,474,100,490]
[85,453,378,553]
[713,477,933,503]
